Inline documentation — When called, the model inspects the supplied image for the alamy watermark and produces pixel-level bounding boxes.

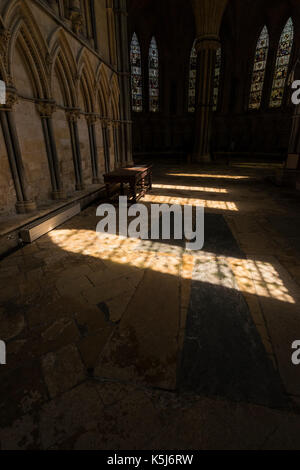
[291,80,300,105]
[96,196,204,251]
[292,341,300,366]
[0,340,6,365]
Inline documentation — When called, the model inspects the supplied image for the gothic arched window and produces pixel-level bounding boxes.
[188,41,197,113]
[130,33,143,112]
[213,47,222,112]
[149,36,159,112]
[270,18,294,108]
[249,26,269,110]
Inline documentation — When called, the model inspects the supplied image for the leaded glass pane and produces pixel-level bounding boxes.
[213,47,222,112]
[188,41,197,113]
[149,37,159,112]
[130,33,142,112]
[249,26,269,110]
[270,18,294,108]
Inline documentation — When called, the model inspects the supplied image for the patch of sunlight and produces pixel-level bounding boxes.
[166,173,251,180]
[143,194,238,211]
[152,184,228,193]
[49,229,295,304]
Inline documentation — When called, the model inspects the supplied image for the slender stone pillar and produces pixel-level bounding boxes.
[112,121,121,167]
[66,109,85,191]
[113,0,133,165]
[286,103,300,170]
[37,101,65,200]
[191,0,228,163]
[193,36,220,162]
[86,114,100,184]
[101,119,111,173]
[0,89,36,213]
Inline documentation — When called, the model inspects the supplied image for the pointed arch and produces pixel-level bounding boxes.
[50,31,77,108]
[96,63,110,118]
[77,49,96,113]
[6,1,50,99]
[130,32,142,112]
[213,46,222,112]
[110,73,120,120]
[148,36,159,112]
[188,40,197,113]
[270,17,294,108]
[249,25,269,110]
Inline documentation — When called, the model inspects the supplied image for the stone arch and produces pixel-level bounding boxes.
[6,0,50,99]
[110,73,120,121]
[50,30,77,108]
[96,63,110,118]
[77,49,95,113]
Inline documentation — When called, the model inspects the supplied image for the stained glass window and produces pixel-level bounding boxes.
[188,41,197,113]
[270,18,294,108]
[213,47,222,112]
[149,37,159,112]
[130,33,142,112]
[249,26,269,110]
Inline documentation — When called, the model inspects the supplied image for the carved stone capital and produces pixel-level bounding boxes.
[100,118,110,128]
[66,108,81,122]
[1,87,18,110]
[36,101,56,117]
[85,114,98,125]
[111,121,120,128]
[194,36,220,52]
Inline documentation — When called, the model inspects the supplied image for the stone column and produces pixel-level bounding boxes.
[37,101,65,200]
[113,0,133,165]
[112,121,121,167]
[193,36,220,162]
[101,118,111,173]
[86,114,100,184]
[286,104,300,170]
[191,0,228,163]
[66,109,85,191]
[0,88,36,213]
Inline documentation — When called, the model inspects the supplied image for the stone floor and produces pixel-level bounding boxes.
[1,163,300,450]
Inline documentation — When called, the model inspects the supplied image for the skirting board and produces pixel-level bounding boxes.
[19,203,81,243]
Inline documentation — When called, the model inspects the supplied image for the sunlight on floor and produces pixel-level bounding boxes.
[49,229,296,304]
[143,194,238,211]
[166,173,251,180]
[152,184,228,193]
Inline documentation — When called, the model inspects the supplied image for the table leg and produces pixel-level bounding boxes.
[130,181,137,204]
[148,171,152,190]
[106,183,110,200]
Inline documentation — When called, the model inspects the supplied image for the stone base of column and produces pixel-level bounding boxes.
[75,183,86,191]
[52,190,67,201]
[16,200,37,214]
[193,153,212,163]
[286,154,299,170]
[275,168,300,188]
[92,177,101,184]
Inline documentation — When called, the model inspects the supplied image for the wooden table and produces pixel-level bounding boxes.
[103,165,152,203]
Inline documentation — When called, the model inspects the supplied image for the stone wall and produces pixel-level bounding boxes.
[0,0,129,216]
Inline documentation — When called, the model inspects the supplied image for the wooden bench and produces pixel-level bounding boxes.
[104,165,153,203]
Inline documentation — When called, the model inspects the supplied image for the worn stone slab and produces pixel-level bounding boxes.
[95,268,180,390]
